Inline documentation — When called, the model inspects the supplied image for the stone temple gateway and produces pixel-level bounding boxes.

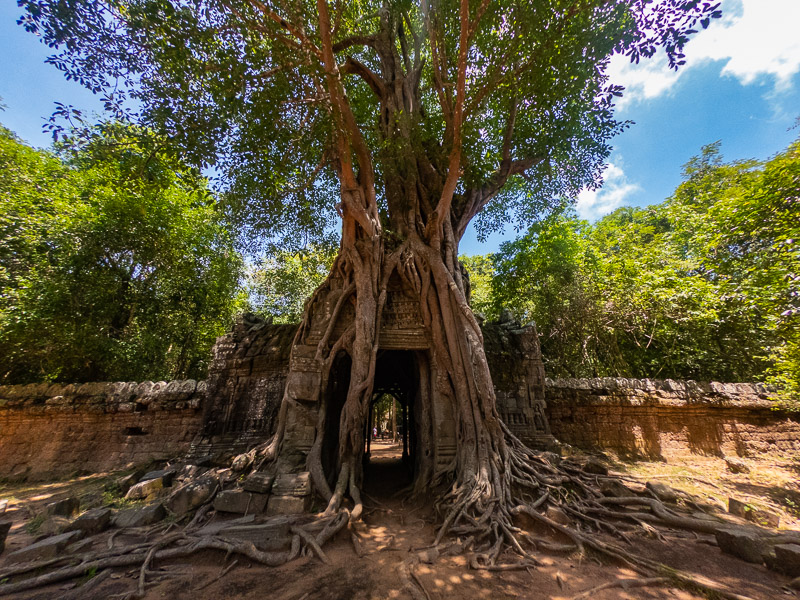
[196,276,553,504]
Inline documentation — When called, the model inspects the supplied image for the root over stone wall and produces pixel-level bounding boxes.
[0,381,205,480]
[2,372,798,480]
[545,378,800,459]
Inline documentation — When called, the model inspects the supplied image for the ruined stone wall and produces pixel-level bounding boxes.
[0,381,204,480]
[545,378,800,459]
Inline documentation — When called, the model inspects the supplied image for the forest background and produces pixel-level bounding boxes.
[1,118,797,398]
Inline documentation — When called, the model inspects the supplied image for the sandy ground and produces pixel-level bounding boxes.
[1,442,798,600]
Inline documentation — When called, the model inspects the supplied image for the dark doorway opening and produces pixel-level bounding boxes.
[322,350,351,491]
[363,350,420,498]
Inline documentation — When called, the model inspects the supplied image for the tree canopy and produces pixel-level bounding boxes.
[468,139,800,396]
[0,123,243,384]
[18,0,721,251]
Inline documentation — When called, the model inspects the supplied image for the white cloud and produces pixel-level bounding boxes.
[610,0,800,107]
[576,163,640,221]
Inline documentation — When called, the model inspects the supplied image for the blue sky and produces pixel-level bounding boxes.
[2,0,799,256]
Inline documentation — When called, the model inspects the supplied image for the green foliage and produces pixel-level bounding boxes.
[483,140,800,393]
[17,1,719,249]
[0,124,244,384]
[461,255,497,319]
[249,242,337,323]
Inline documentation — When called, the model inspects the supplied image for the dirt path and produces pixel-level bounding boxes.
[1,446,797,600]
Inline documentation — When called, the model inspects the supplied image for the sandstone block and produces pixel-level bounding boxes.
[6,530,84,563]
[213,490,269,514]
[725,457,750,474]
[125,477,164,500]
[66,508,112,535]
[46,496,80,518]
[272,472,311,496]
[243,473,275,494]
[646,482,680,503]
[772,544,800,577]
[141,469,176,487]
[0,521,12,553]
[581,457,608,475]
[166,476,218,515]
[600,479,638,498]
[715,527,767,564]
[214,519,292,551]
[113,503,166,528]
[266,495,310,515]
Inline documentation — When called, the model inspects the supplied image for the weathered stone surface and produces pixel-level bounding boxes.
[115,471,145,495]
[0,521,12,553]
[747,507,780,528]
[725,457,750,474]
[600,479,637,498]
[728,498,749,518]
[65,508,112,535]
[727,498,780,528]
[581,457,608,475]
[166,476,218,515]
[46,496,80,517]
[38,516,71,537]
[271,472,311,497]
[113,503,166,528]
[6,530,84,563]
[266,495,310,515]
[772,544,800,577]
[715,527,767,564]
[213,490,268,514]
[213,518,292,551]
[140,469,176,487]
[243,473,275,494]
[125,477,164,500]
[646,482,680,503]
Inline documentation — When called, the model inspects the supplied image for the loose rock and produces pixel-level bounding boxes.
[166,475,218,515]
[0,521,11,553]
[65,507,112,535]
[646,482,680,503]
[773,544,800,577]
[213,490,269,514]
[113,503,166,528]
[125,477,164,501]
[724,457,750,474]
[715,526,767,564]
[45,496,80,518]
[582,457,608,475]
[6,530,84,564]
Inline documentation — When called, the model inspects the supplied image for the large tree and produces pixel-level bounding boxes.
[19,0,719,560]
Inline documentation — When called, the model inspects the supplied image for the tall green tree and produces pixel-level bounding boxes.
[0,124,243,383]
[487,140,800,394]
[18,0,718,551]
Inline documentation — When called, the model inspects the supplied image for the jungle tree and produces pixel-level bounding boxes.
[19,0,720,562]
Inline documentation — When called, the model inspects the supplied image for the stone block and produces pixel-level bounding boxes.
[0,521,11,554]
[267,495,310,515]
[600,479,638,498]
[243,473,275,494]
[215,519,292,551]
[771,544,800,577]
[166,476,218,515]
[213,490,269,514]
[46,496,80,518]
[113,503,166,528]
[715,527,767,564]
[141,469,176,487]
[286,370,321,402]
[646,482,680,503]
[272,472,311,497]
[728,498,780,528]
[581,457,608,475]
[725,457,750,474]
[125,477,164,500]
[6,530,84,563]
[66,508,112,535]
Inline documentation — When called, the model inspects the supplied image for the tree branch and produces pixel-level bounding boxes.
[340,57,385,98]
